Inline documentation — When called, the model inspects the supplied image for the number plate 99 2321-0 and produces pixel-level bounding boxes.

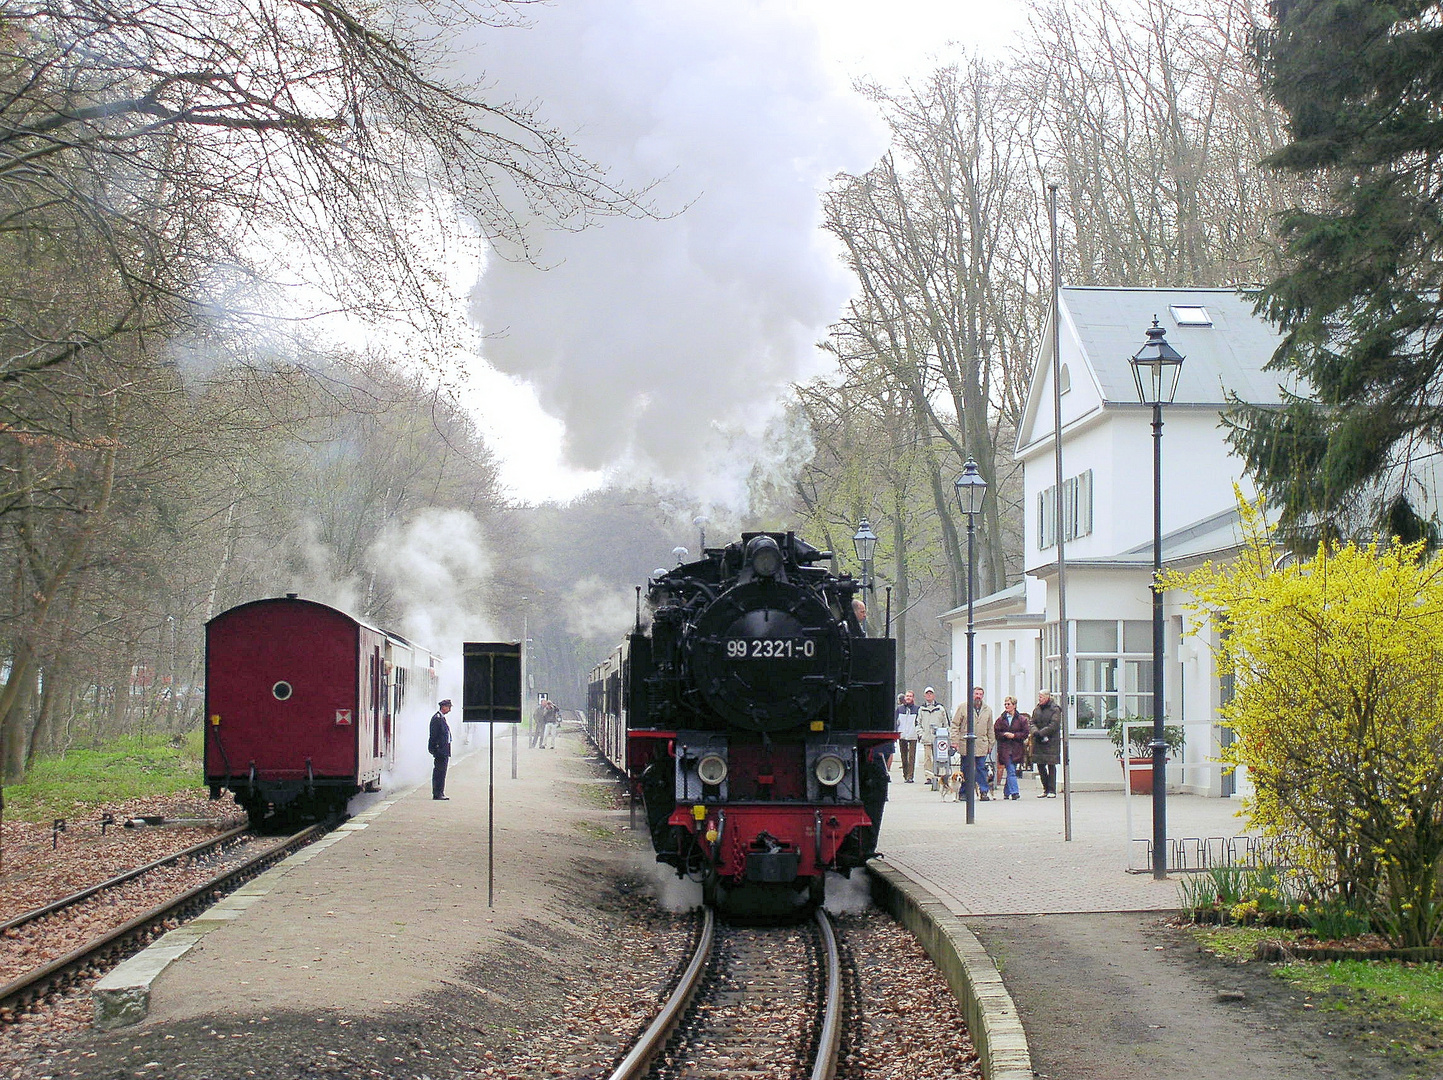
[725,638,816,659]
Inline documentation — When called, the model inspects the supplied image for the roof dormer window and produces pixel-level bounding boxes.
[1169,305,1212,327]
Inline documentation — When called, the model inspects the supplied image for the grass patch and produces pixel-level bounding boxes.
[1277,961,1443,1072]
[1188,923,1301,961]
[3,731,207,821]
[1191,922,1443,1074]
[1277,961,1443,1026]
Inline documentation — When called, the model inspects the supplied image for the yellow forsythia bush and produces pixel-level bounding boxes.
[1167,498,1443,948]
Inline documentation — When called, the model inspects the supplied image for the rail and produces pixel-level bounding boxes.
[606,906,715,1080]
[0,825,250,935]
[811,907,842,1080]
[0,820,331,1019]
[606,906,842,1080]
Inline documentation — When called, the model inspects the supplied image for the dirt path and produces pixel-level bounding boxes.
[968,912,1422,1080]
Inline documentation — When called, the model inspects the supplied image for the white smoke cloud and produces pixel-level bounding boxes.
[457,0,885,494]
[368,507,501,775]
[564,576,638,640]
[632,850,703,914]
[286,520,361,614]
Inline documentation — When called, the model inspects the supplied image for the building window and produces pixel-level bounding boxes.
[1169,304,1212,326]
[1039,470,1093,549]
[1042,619,1155,731]
[1059,363,1072,394]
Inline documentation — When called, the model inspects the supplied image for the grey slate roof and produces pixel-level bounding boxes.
[1064,286,1299,406]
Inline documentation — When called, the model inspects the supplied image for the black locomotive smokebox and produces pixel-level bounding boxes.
[687,579,848,731]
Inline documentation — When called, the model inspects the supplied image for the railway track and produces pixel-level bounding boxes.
[0,820,332,1021]
[0,824,250,936]
[609,907,843,1080]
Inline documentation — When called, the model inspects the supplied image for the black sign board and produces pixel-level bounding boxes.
[462,642,522,724]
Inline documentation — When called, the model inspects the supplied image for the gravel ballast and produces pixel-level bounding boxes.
[2,737,982,1079]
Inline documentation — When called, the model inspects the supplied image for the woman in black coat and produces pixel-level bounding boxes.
[1030,690,1063,798]
[993,697,1030,801]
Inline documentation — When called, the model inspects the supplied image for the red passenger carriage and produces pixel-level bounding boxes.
[205,594,439,827]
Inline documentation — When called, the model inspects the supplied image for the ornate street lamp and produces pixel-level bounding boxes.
[953,457,988,825]
[1129,316,1185,881]
[852,518,878,594]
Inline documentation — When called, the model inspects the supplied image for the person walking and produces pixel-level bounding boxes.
[993,696,1029,801]
[897,690,921,783]
[953,687,995,802]
[428,699,453,801]
[541,699,561,749]
[1031,689,1063,798]
[891,690,916,777]
[914,687,945,786]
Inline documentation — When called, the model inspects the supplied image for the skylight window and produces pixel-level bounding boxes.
[1169,305,1212,327]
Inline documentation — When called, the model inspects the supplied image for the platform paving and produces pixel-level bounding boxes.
[876,765,1252,915]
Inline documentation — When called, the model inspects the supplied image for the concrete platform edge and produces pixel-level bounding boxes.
[91,799,398,1029]
[867,858,1033,1080]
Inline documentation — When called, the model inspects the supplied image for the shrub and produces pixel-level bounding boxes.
[1167,497,1443,948]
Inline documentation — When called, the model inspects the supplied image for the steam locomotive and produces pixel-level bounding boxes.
[587,532,895,912]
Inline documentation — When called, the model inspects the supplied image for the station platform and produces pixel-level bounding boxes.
[108,728,633,1027]
[876,764,1252,915]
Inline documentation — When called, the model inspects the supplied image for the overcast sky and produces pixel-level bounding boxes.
[464,1,1027,505]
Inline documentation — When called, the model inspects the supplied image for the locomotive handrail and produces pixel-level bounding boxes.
[607,907,714,1080]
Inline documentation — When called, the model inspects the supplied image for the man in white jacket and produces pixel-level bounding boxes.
[917,687,948,788]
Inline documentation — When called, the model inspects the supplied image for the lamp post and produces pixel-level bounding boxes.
[672,546,689,565]
[1129,316,1185,881]
[852,517,878,595]
[954,457,988,826]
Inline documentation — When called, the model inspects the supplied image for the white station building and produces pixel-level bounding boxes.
[941,286,1300,796]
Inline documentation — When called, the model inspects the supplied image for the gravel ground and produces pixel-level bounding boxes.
[1,795,242,922]
[0,833,283,985]
[835,909,980,1080]
[1,744,983,1080]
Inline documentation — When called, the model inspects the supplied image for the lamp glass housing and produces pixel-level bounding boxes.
[953,457,988,518]
[852,518,877,564]
[1129,318,1185,406]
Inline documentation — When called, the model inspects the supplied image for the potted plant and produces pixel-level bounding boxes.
[1107,717,1185,794]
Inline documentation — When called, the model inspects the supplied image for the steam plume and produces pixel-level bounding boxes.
[460,0,884,493]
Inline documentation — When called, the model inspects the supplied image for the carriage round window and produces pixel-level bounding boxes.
[272,681,293,701]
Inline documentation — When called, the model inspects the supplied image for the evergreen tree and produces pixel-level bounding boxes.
[1229,0,1443,543]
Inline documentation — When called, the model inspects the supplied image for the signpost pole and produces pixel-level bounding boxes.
[461,640,521,912]
[488,719,495,907]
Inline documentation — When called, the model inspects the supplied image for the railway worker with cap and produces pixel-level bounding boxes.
[428,699,453,801]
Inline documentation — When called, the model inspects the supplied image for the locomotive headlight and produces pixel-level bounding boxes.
[696,753,728,786]
[747,535,783,578]
[814,753,847,787]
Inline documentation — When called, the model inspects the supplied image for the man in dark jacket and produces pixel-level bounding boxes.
[428,699,453,800]
[1031,690,1063,798]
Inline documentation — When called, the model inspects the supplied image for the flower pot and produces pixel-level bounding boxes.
[1123,757,1153,795]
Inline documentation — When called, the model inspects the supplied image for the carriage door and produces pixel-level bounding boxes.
[372,647,383,759]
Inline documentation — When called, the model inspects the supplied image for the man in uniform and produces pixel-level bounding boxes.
[428,699,452,800]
